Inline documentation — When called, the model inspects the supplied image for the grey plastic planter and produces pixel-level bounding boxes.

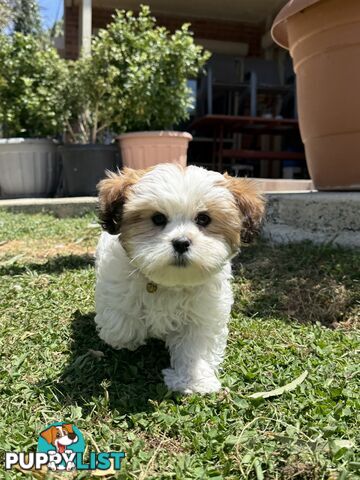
[60,144,120,196]
[0,138,59,198]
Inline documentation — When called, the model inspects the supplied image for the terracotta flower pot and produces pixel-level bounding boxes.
[272,0,360,190]
[118,131,192,169]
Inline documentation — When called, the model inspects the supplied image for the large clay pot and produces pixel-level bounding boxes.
[118,131,192,169]
[272,0,360,190]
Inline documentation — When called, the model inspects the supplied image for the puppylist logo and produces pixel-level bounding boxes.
[5,422,125,473]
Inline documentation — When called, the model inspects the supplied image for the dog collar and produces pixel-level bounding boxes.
[146,281,158,293]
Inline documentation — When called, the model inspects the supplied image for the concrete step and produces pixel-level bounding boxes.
[0,191,359,248]
[264,192,360,248]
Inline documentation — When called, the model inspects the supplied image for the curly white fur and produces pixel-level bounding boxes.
[95,164,264,394]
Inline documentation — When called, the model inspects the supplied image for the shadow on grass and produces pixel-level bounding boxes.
[0,254,94,276]
[232,241,359,327]
[43,310,171,415]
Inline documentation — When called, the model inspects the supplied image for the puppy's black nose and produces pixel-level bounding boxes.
[172,237,191,254]
[68,433,76,440]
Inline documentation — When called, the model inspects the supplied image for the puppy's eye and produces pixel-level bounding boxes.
[152,212,168,227]
[195,213,211,227]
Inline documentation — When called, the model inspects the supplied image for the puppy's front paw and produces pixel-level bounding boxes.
[162,368,221,394]
[188,375,221,394]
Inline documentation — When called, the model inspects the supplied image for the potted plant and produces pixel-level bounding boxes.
[59,60,120,197]
[86,6,210,169]
[0,33,68,197]
[272,0,360,191]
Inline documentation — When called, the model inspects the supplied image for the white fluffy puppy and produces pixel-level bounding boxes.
[95,164,264,394]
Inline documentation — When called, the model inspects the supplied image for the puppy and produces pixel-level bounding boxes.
[95,164,264,394]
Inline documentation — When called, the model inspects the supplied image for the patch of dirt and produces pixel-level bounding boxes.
[281,277,352,326]
[281,461,319,479]
[0,239,95,262]
[138,432,185,454]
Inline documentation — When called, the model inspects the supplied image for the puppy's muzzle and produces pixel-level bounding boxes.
[172,237,191,254]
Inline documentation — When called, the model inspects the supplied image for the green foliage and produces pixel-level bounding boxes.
[0,0,16,32]
[0,6,209,142]
[13,0,42,36]
[65,5,210,143]
[0,33,69,138]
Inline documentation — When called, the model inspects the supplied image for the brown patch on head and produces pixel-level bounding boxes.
[204,200,243,253]
[97,167,151,234]
[221,173,265,244]
[120,205,159,253]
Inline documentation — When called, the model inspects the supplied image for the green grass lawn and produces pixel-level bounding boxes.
[0,212,359,479]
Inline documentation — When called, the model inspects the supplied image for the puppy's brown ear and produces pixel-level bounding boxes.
[40,426,57,446]
[223,173,265,244]
[97,167,148,234]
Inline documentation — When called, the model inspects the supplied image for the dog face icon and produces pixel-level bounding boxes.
[40,423,78,454]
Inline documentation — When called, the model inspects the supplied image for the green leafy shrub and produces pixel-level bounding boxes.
[0,33,69,138]
[65,5,210,143]
[0,0,16,32]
